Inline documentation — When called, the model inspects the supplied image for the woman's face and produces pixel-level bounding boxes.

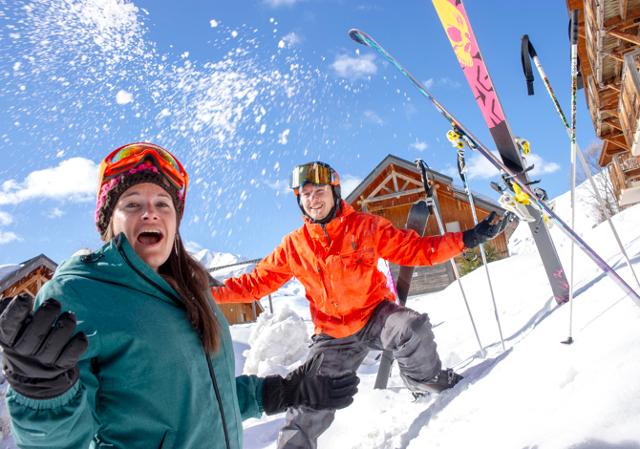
[111,182,177,272]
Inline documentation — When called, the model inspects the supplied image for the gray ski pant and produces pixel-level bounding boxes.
[276,300,442,449]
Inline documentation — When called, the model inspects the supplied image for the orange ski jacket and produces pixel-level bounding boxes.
[212,201,464,338]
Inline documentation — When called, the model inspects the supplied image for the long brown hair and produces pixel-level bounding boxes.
[159,234,220,354]
[102,226,220,355]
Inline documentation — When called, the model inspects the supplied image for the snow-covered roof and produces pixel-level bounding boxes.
[0,254,57,293]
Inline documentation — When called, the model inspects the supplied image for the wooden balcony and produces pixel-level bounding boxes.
[570,0,640,165]
[618,49,640,154]
[610,152,640,206]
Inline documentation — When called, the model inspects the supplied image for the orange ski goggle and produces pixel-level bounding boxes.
[290,162,340,196]
[98,142,189,198]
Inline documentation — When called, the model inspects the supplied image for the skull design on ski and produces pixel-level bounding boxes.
[433,0,472,67]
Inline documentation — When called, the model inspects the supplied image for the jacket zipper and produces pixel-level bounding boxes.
[318,224,337,311]
[115,236,232,449]
[320,223,332,246]
[205,351,231,449]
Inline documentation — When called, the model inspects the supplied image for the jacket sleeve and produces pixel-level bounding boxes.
[374,214,465,266]
[6,282,99,449]
[234,375,265,420]
[211,239,294,303]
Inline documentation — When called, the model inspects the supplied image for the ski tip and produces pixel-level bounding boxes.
[348,28,368,46]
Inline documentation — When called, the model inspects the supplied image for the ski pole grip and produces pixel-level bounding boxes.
[520,35,535,96]
[570,10,578,45]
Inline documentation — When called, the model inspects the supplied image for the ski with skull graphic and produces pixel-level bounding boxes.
[432,0,570,304]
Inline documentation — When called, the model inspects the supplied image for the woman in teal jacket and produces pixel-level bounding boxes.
[0,143,358,449]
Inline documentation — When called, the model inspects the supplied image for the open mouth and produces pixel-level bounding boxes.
[137,230,163,245]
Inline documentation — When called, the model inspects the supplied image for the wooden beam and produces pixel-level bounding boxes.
[367,173,395,199]
[566,0,582,11]
[391,169,399,192]
[607,83,622,92]
[620,0,629,21]
[601,133,630,149]
[604,7,640,29]
[361,188,425,204]
[624,166,640,179]
[600,130,625,140]
[605,145,629,156]
[393,172,423,189]
[599,107,620,116]
[602,117,624,132]
[380,185,394,195]
[607,29,640,46]
[604,50,625,63]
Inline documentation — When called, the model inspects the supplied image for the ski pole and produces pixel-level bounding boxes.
[415,159,486,358]
[455,149,506,352]
[563,10,579,344]
[521,34,640,293]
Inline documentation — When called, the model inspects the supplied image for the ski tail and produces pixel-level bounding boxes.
[374,200,430,389]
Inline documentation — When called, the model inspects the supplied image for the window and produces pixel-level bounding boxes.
[445,221,461,232]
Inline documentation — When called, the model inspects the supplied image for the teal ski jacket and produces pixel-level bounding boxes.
[6,234,265,449]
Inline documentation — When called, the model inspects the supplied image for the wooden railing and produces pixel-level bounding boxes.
[619,49,640,150]
[610,152,640,205]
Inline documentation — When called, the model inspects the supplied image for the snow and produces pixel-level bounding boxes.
[243,305,309,377]
[0,264,20,281]
[115,89,133,105]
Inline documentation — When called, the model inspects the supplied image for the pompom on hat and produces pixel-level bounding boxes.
[95,142,189,237]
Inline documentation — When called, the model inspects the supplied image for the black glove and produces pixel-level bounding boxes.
[462,211,511,249]
[0,294,88,399]
[262,353,359,414]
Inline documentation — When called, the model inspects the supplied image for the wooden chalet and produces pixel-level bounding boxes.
[208,262,265,325]
[346,154,512,295]
[216,299,264,325]
[0,254,57,299]
[569,0,640,206]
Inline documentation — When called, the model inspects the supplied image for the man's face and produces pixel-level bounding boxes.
[299,183,335,221]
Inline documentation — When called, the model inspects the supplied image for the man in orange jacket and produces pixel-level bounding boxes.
[212,161,509,449]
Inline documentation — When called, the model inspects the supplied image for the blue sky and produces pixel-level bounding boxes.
[0,0,597,265]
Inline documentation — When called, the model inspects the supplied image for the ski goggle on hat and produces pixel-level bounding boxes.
[98,142,189,199]
[290,161,340,196]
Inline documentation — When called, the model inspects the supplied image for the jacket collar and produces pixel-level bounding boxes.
[303,200,355,240]
[54,233,183,307]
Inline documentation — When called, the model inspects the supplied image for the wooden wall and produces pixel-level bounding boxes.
[218,302,264,325]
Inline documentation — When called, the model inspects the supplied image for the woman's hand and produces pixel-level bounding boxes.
[0,294,88,399]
